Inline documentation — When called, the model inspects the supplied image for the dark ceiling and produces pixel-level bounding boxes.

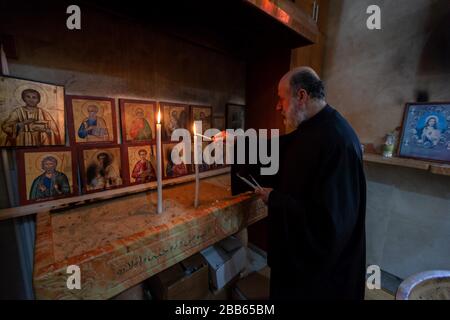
[81,0,313,56]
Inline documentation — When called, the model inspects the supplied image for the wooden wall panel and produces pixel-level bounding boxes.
[291,0,329,77]
[245,47,292,252]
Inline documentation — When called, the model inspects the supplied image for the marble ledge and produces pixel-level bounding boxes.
[33,174,267,300]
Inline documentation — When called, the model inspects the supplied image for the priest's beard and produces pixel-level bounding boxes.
[284,101,307,134]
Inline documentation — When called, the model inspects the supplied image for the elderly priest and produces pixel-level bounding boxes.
[250,67,367,300]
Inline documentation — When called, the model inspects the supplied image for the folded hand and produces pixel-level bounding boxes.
[255,188,273,205]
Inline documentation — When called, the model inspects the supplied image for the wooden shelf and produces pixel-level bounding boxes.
[363,153,450,177]
[0,167,230,222]
[363,153,430,170]
[430,164,450,176]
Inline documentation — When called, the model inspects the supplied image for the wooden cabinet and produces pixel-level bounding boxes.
[291,0,329,77]
[291,32,326,76]
[294,0,326,28]
[294,0,316,20]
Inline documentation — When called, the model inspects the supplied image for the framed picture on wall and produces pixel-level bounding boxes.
[163,142,191,179]
[398,102,450,163]
[0,76,66,147]
[123,144,157,186]
[195,141,223,171]
[66,95,117,145]
[78,145,124,194]
[226,103,245,130]
[213,116,225,131]
[191,105,212,134]
[160,102,190,141]
[119,99,156,144]
[16,147,78,205]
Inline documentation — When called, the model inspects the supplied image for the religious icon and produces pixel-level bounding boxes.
[226,103,245,130]
[213,116,226,131]
[163,143,190,178]
[191,142,214,172]
[191,105,212,133]
[0,76,65,147]
[207,141,226,170]
[16,148,77,205]
[125,145,157,185]
[79,145,123,193]
[398,102,450,162]
[160,102,189,141]
[67,96,117,145]
[119,99,156,144]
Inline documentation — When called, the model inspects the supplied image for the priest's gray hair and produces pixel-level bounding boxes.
[289,67,325,101]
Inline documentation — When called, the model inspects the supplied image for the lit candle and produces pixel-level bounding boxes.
[156,107,163,214]
[193,122,200,208]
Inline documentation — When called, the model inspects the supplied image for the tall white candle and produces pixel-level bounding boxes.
[193,122,200,208]
[156,107,163,214]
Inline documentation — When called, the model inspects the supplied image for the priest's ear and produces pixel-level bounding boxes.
[295,88,309,106]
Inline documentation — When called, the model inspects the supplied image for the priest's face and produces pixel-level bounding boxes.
[277,80,308,132]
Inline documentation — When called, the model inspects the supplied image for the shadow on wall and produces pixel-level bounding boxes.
[418,0,450,76]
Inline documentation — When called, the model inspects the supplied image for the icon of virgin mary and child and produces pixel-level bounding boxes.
[415,115,445,148]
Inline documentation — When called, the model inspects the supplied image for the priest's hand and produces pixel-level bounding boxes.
[255,188,273,205]
[212,131,227,142]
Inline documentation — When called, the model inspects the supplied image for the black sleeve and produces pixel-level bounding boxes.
[267,142,363,263]
[230,134,282,195]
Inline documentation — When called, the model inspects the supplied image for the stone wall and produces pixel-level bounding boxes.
[322,0,450,281]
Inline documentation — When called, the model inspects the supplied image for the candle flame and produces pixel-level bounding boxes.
[157,109,161,124]
[193,122,196,134]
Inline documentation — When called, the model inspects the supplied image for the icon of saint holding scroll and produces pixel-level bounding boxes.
[78,104,109,142]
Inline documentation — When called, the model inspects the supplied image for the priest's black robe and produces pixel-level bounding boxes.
[232,105,366,300]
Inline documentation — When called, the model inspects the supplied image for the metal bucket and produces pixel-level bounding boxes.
[396,270,450,300]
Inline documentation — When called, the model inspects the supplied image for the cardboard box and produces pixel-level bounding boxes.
[202,273,241,300]
[112,282,146,300]
[201,236,247,290]
[147,253,209,300]
[232,269,270,300]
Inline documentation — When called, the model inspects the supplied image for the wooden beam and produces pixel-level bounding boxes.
[244,0,319,44]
